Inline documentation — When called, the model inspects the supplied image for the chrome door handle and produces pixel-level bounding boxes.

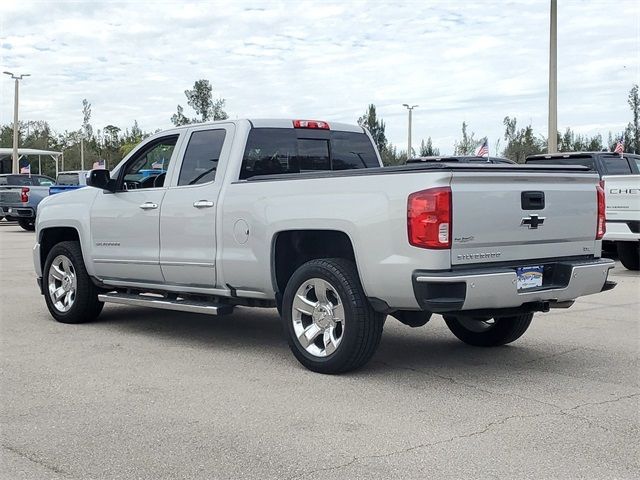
[193,200,214,208]
[139,202,158,210]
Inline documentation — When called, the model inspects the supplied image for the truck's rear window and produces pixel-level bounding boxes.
[240,128,379,179]
[601,157,633,175]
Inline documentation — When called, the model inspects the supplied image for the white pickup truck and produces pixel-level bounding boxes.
[603,174,640,270]
[33,119,616,373]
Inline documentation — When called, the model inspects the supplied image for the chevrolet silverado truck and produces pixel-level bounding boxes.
[526,152,640,270]
[0,173,56,230]
[33,119,616,373]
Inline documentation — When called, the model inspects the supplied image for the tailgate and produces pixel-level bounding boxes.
[450,171,600,265]
[603,175,640,221]
[0,188,22,204]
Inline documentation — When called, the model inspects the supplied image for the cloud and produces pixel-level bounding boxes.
[0,0,638,154]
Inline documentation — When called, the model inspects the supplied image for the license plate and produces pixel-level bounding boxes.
[516,266,543,290]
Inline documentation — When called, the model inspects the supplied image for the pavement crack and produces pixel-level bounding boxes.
[376,360,560,410]
[2,443,75,478]
[288,412,548,479]
[563,392,640,413]
[523,347,580,364]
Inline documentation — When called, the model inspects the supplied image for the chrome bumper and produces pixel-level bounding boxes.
[412,258,615,313]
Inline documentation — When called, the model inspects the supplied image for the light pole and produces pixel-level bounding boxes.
[3,71,30,174]
[402,104,418,159]
[548,0,557,153]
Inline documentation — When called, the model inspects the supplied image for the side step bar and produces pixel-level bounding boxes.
[98,292,234,315]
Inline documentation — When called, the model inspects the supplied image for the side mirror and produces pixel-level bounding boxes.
[87,169,115,192]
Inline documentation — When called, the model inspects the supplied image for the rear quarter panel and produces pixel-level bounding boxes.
[219,171,452,307]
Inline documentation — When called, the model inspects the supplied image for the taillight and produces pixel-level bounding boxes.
[408,187,452,249]
[293,119,330,130]
[20,187,29,203]
[596,183,605,240]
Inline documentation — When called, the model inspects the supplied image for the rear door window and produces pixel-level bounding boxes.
[178,129,226,186]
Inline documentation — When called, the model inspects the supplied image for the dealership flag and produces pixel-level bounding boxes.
[475,138,489,157]
[614,135,624,157]
[93,159,106,169]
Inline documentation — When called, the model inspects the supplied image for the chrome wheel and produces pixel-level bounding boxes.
[291,278,345,358]
[48,254,77,313]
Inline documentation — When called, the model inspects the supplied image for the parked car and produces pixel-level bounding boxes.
[33,119,615,373]
[408,155,517,164]
[0,174,56,230]
[526,152,640,270]
[49,171,90,195]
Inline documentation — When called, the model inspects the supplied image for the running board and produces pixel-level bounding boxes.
[98,292,233,315]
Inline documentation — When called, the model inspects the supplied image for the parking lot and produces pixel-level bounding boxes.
[0,221,638,479]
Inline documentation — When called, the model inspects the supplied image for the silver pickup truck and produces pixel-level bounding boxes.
[0,174,56,230]
[33,119,616,373]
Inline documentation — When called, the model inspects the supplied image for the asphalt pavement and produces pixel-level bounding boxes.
[1,222,638,479]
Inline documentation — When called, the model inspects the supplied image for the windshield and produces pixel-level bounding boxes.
[56,173,80,185]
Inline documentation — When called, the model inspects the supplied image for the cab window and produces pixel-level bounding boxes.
[119,135,178,190]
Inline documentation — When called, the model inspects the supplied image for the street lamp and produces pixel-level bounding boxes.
[402,104,418,159]
[548,0,557,153]
[3,71,31,174]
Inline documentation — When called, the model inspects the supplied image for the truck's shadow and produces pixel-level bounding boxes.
[92,305,612,378]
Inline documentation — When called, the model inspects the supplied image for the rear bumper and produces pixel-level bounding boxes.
[604,221,640,242]
[0,205,35,218]
[412,257,615,313]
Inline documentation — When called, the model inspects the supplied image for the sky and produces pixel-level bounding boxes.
[1,0,639,155]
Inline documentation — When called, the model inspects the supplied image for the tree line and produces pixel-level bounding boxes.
[1,81,638,177]
[360,84,639,165]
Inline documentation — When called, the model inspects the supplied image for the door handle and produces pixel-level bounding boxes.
[193,200,214,208]
[139,202,158,210]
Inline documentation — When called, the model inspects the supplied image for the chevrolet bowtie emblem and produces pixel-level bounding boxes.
[521,214,545,229]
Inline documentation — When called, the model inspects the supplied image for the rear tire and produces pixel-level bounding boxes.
[282,258,384,374]
[18,218,35,231]
[43,241,104,324]
[617,241,639,271]
[443,313,534,347]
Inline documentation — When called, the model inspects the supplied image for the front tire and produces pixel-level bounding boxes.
[282,258,384,374]
[18,218,35,231]
[443,313,533,347]
[617,241,639,271]
[43,241,103,324]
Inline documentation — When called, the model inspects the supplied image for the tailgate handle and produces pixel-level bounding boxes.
[521,191,545,210]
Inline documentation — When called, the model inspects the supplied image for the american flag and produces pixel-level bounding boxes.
[92,159,106,170]
[20,164,31,174]
[614,135,624,156]
[475,139,488,157]
[151,159,164,169]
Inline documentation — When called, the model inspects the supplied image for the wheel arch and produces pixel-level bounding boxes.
[271,229,360,298]
[39,226,83,273]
